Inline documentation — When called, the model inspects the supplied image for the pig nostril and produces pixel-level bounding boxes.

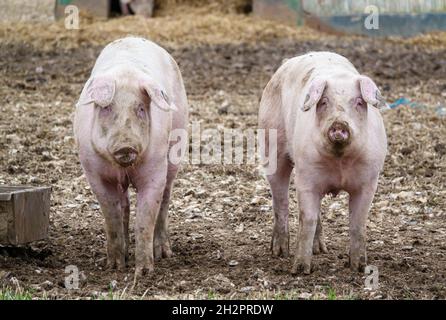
[328,124,350,144]
[113,147,138,166]
[114,147,137,156]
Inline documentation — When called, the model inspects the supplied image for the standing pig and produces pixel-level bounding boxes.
[259,52,387,274]
[120,0,155,17]
[74,37,188,278]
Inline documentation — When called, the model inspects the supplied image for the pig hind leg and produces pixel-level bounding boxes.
[267,153,293,258]
[313,212,328,255]
[154,164,178,260]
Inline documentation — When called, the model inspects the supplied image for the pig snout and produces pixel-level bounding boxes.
[327,121,351,145]
[113,146,139,167]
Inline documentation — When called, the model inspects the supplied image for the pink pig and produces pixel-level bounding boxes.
[119,0,154,17]
[74,37,188,278]
[259,52,388,274]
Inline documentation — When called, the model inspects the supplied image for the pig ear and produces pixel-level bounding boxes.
[359,76,388,109]
[140,78,177,112]
[85,76,116,107]
[140,77,173,159]
[302,78,327,111]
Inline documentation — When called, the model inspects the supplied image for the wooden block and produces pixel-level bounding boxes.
[0,186,51,245]
[55,0,110,19]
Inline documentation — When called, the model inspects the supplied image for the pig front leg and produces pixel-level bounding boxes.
[134,173,166,278]
[267,155,293,258]
[292,189,321,275]
[154,164,178,260]
[120,190,130,262]
[348,180,378,272]
[90,179,127,271]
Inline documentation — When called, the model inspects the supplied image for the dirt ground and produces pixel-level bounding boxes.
[0,9,445,299]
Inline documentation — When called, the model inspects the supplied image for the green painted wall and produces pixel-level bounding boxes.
[302,0,446,15]
[253,0,446,36]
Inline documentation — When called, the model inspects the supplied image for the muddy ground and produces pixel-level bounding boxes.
[0,14,445,299]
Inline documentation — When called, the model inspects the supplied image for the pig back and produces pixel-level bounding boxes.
[91,37,176,96]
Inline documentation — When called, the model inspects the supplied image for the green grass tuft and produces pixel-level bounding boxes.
[0,287,34,300]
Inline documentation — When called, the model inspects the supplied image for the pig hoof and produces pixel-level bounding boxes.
[349,262,360,272]
[133,266,152,287]
[313,238,328,255]
[348,256,367,272]
[153,234,172,260]
[154,243,173,260]
[291,262,312,275]
[271,232,289,258]
[107,257,126,271]
[135,264,154,278]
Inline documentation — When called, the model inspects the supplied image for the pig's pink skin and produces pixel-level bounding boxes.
[259,51,387,274]
[74,37,188,277]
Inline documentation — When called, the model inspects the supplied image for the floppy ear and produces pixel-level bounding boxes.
[140,77,177,112]
[82,76,115,107]
[302,78,327,111]
[139,76,174,159]
[359,76,388,109]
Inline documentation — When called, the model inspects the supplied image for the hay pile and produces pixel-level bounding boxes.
[0,2,445,51]
[155,0,252,15]
[394,31,446,49]
[0,10,323,50]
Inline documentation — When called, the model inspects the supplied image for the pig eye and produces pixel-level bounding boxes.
[355,97,366,108]
[317,97,329,110]
[99,105,112,117]
[137,104,147,119]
